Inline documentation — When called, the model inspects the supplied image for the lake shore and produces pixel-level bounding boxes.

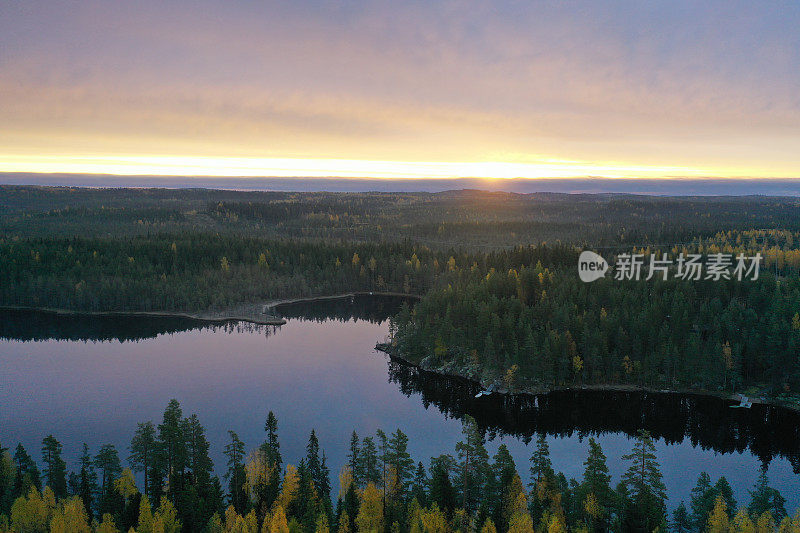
[263,291,419,310]
[0,303,287,326]
[375,342,800,413]
[0,292,420,328]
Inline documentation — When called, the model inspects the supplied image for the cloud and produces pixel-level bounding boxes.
[1,0,799,175]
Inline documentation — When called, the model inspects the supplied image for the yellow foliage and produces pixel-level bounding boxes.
[419,504,448,533]
[504,364,519,389]
[706,496,729,533]
[50,497,92,533]
[315,513,330,533]
[10,487,53,533]
[355,483,383,533]
[207,513,223,533]
[115,468,139,500]
[97,513,120,533]
[338,466,354,501]
[731,508,755,533]
[154,499,181,533]
[137,496,155,533]
[507,510,534,533]
[337,511,351,533]
[480,518,497,533]
[777,509,800,533]
[244,452,277,505]
[572,355,584,374]
[722,341,733,370]
[545,515,566,533]
[583,492,601,521]
[756,511,775,533]
[263,506,290,533]
[276,464,299,511]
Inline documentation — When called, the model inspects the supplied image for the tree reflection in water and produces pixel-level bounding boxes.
[387,357,800,474]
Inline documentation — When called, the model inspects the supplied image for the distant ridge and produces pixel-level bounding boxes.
[3,172,800,196]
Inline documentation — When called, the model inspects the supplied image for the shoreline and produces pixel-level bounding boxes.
[375,343,800,413]
[0,292,420,327]
[0,304,286,326]
[263,291,420,311]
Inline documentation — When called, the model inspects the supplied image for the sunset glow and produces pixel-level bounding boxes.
[0,154,723,180]
[1,1,798,180]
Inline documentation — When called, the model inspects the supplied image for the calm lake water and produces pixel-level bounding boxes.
[1,296,798,512]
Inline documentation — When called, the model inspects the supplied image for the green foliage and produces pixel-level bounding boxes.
[620,430,667,532]
[3,413,798,532]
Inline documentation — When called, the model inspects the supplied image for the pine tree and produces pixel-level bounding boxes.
[12,444,41,500]
[41,435,68,499]
[75,444,98,520]
[157,399,187,498]
[748,470,787,523]
[713,477,736,519]
[490,444,517,529]
[306,430,323,495]
[319,452,332,506]
[262,411,282,468]
[429,455,456,516]
[731,508,755,532]
[360,437,380,487]
[579,438,612,530]
[387,429,414,497]
[671,501,690,533]
[184,414,213,490]
[94,444,122,517]
[129,422,156,499]
[259,410,283,512]
[689,472,714,530]
[347,432,361,488]
[411,462,428,507]
[529,434,554,489]
[455,416,490,516]
[492,445,517,493]
[620,430,666,532]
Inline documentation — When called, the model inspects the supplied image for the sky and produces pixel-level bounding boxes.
[1,1,799,180]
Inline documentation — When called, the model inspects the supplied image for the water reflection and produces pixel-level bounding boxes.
[1,297,798,511]
[272,293,416,323]
[0,295,413,342]
[0,309,207,342]
[388,358,800,473]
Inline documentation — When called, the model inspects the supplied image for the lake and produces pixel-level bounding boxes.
[1,295,798,512]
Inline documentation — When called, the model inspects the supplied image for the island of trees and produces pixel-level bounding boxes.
[1,400,796,533]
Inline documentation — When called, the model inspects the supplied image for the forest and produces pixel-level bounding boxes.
[2,186,800,405]
[0,400,797,533]
[388,263,800,404]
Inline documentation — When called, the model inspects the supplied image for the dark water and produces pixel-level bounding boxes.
[1,297,798,511]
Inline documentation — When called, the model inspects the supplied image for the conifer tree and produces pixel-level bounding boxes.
[41,435,68,499]
[75,444,98,520]
[671,501,691,533]
[225,431,247,515]
[12,445,41,500]
[129,422,156,499]
[620,430,666,532]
